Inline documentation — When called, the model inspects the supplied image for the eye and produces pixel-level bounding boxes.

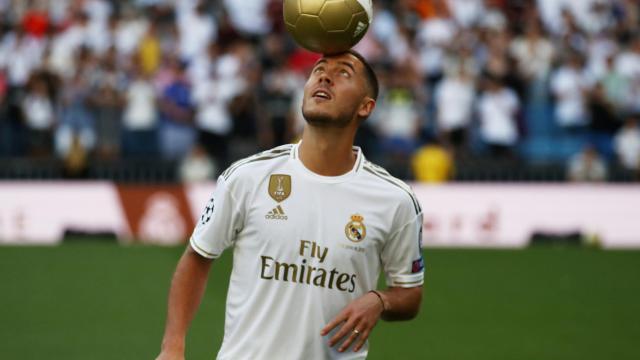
[340,69,351,77]
[313,67,324,74]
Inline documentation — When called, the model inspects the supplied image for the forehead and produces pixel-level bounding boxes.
[313,53,362,70]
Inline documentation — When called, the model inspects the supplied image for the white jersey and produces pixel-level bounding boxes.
[191,143,424,360]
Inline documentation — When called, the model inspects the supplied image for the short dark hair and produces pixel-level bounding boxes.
[345,49,379,101]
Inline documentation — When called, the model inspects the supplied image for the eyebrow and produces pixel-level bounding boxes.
[313,59,328,68]
[338,61,356,73]
[313,59,356,73]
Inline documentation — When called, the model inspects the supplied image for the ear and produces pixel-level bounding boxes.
[357,97,376,119]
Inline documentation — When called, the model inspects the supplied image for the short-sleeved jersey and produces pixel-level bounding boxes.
[191,143,424,360]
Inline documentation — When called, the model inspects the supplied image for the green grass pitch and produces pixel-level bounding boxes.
[1,243,639,359]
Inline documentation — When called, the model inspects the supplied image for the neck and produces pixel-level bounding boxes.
[298,125,358,176]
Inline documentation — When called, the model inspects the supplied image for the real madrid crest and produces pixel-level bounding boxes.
[345,214,366,243]
[268,174,291,202]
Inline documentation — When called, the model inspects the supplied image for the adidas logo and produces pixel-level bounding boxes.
[353,21,367,38]
[265,205,288,220]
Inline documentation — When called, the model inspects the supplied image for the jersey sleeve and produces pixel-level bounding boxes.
[380,200,424,288]
[190,176,245,259]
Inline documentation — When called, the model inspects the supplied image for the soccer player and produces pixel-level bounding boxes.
[156,50,424,360]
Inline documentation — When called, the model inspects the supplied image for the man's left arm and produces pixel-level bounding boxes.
[321,286,422,352]
[323,207,425,353]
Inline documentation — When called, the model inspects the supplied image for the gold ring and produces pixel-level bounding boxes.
[353,329,360,335]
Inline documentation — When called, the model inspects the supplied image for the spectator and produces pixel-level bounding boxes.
[62,133,90,179]
[176,1,217,61]
[411,140,454,183]
[415,0,457,85]
[614,114,640,172]
[21,2,49,39]
[510,19,554,83]
[446,0,485,29]
[0,71,10,156]
[47,12,91,79]
[567,145,608,181]
[587,81,620,159]
[481,27,512,82]
[0,25,45,89]
[260,60,301,148]
[114,6,149,57]
[55,49,97,159]
[550,53,591,129]
[21,74,55,157]
[138,22,162,76]
[371,64,422,177]
[615,37,640,114]
[226,40,264,161]
[90,48,126,159]
[597,53,628,114]
[191,43,238,170]
[179,143,216,183]
[122,63,158,157]
[585,32,618,81]
[223,0,271,37]
[477,75,520,156]
[157,57,195,160]
[434,60,475,150]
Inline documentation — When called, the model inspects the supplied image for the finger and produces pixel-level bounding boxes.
[321,311,348,336]
[329,319,356,347]
[338,327,363,353]
[353,328,371,352]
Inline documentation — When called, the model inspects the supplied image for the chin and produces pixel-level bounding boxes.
[302,102,353,128]
[302,107,336,126]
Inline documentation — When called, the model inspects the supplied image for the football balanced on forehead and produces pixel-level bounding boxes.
[283,0,373,54]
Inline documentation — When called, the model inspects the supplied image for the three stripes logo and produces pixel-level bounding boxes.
[265,205,288,220]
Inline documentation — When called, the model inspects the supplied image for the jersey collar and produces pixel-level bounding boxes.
[290,142,364,184]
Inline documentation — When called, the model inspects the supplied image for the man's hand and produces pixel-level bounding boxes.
[320,292,384,353]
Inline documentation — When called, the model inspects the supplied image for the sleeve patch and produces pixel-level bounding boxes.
[412,257,424,273]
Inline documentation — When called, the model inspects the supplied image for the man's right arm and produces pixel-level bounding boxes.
[156,246,213,360]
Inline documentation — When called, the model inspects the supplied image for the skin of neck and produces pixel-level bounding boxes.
[298,120,359,177]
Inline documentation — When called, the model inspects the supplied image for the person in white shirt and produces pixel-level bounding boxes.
[614,115,640,171]
[567,145,608,182]
[550,53,591,128]
[122,66,158,157]
[509,20,554,82]
[156,51,424,360]
[179,144,216,183]
[21,75,55,156]
[615,38,640,114]
[415,2,458,83]
[0,26,45,87]
[176,1,217,61]
[223,0,271,36]
[477,75,520,156]
[435,61,475,148]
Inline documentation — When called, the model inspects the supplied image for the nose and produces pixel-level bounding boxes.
[318,72,332,85]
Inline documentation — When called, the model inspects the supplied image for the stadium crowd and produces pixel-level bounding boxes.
[0,0,639,182]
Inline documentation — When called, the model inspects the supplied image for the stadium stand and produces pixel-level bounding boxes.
[0,0,639,183]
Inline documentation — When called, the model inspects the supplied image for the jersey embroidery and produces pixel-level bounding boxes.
[265,205,288,220]
[268,174,292,202]
[345,214,366,242]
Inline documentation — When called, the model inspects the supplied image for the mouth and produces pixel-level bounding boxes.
[312,88,332,100]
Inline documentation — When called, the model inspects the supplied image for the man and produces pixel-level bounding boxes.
[157,51,424,360]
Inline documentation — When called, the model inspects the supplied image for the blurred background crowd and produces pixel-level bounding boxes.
[0,0,639,182]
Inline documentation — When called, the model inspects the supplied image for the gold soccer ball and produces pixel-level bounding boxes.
[283,0,372,54]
